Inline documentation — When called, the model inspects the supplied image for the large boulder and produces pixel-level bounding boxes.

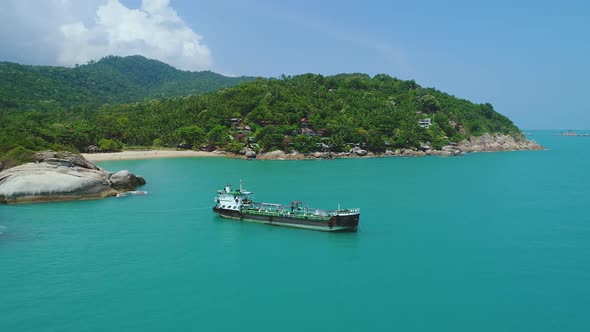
[245,150,257,159]
[419,144,431,151]
[109,170,146,190]
[350,147,368,156]
[257,150,286,160]
[0,151,146,204]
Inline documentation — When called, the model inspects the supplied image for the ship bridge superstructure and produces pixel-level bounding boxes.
[214,184,252,211]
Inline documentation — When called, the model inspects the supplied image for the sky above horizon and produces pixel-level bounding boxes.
[1,0,588,129]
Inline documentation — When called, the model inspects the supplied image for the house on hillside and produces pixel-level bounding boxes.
[299,117,323,136]
[302,127,321,136]
[230,118,242,127]
[418,118,432,129]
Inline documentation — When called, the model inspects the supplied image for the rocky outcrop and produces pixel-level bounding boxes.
[458,133,543,152]
[284,151,306,160]
[392,149,427,157]
[379,134,540,158]
[0,151,146,204]
[430,145,464,157]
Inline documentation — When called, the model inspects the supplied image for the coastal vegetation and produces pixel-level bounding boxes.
[1,56,524,165]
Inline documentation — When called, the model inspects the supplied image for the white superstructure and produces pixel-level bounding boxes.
[214,184,251,211]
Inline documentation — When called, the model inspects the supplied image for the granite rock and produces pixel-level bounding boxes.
[0,151,146,204]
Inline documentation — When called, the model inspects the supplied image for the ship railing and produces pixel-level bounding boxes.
[241,202,359,219]
[260,203,281,207]
[241,202,321,220]
[335,208,360,214]
[244,209,333,221]
[296,206,360,215]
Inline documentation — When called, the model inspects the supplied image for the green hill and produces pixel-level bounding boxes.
[0,55,255,111]
[82,73,520,153]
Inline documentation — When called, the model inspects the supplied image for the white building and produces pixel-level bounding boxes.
[418,118,432,129]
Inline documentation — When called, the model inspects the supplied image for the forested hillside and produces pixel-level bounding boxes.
[0,55,255,111]
[1,68,522,164]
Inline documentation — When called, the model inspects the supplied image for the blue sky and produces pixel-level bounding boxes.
[1,0,588,129]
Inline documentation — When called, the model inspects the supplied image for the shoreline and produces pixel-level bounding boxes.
[81,133,544,162]
[82,146,545,163]
[82,150,229,162]
[79,134,543,163]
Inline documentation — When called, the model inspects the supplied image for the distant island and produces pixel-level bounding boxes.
[560,131,590,137]
[1,55,542,168]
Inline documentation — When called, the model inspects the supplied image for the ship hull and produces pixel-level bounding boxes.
[213,207,359,232]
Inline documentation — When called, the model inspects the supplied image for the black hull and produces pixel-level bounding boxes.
[212,207,359,232]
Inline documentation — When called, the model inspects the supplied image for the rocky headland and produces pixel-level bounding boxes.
[0,151,146,204]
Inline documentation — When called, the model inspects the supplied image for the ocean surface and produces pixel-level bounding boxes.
[1,130,589,331]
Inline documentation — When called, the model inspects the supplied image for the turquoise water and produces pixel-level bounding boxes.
[1,131,589,331]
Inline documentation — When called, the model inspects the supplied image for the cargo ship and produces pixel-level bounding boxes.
[212,183,360,232]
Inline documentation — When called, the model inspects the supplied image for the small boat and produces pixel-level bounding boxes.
[128,190,148,195]
[212,183,360,232]
[116,190,148,198]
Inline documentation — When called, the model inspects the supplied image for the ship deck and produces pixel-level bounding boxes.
[241,202,359,221]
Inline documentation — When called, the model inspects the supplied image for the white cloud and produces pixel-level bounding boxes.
[57,0,212,70]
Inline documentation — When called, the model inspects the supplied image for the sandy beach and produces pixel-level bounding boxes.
[82,150,228,162]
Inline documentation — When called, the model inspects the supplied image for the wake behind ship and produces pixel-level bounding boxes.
[212,184,360,232]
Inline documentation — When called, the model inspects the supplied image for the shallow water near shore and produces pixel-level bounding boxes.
[1,130,589,331]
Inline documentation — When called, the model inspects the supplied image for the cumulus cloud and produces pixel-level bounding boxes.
[58,0,212,70]
[0,0,212,71]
